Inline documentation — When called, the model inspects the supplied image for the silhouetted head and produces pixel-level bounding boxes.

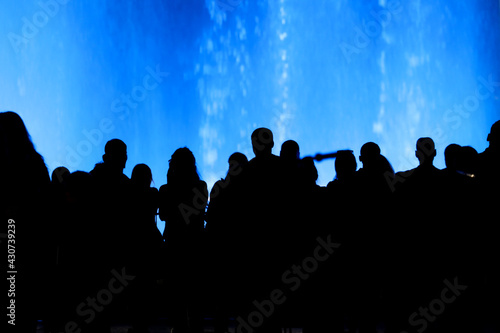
[444,144,461,171]
[280,140,300,162]
[103,139,127,170]
[359,142,381,169]
[487,120,500,150]
[251,127,274,157]
[0,111,36,161]
[228,152,248,175]
[167,147,200,185]
[52,166,70,185]
[301,157,318,185]
[335,150,357,181]
[131,163,153,188]
[415,137,436,165]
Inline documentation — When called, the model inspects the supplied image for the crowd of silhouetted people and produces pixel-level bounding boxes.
[1,110,500,333]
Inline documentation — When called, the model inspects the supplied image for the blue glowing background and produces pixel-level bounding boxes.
[1,1,500,231]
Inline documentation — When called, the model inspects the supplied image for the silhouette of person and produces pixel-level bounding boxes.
[299,156,321,191]
[243,128,284,227]
[91,138,129,185]
[326,149,358,245]
[280,139,300,164]
[357,142,394,184]
[49,165,71,256]
[280,139,302,190]
[236,128,286,333]
[395,137,441,190]
[443,145,480,332]
[278,139,311,249]
[478,120,500,191]
[51,166,70,186]
[441,143,464,229]
[392,137,443,221]
[443,144,461,174]
[88,138,134,332]
[205,152,248,333]
[206,152,248,235]
[348,142,394,333]
[90,138,132,262]
[296,155,343,333]
[327,150,357,193]
[44,166,71,331]
[0,111,51,332]
[158,147,207,333]
[323,150,359,333]
[131,163,160,232]
[245,126,284,227]
[387,138,448,333]
[476,120,500,331]
[325,150,358,329]
[129,163,163,333]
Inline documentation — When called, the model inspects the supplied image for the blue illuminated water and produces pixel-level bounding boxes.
[1,0,499,211]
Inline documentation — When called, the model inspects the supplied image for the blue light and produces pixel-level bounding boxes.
[1,0,499,195]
